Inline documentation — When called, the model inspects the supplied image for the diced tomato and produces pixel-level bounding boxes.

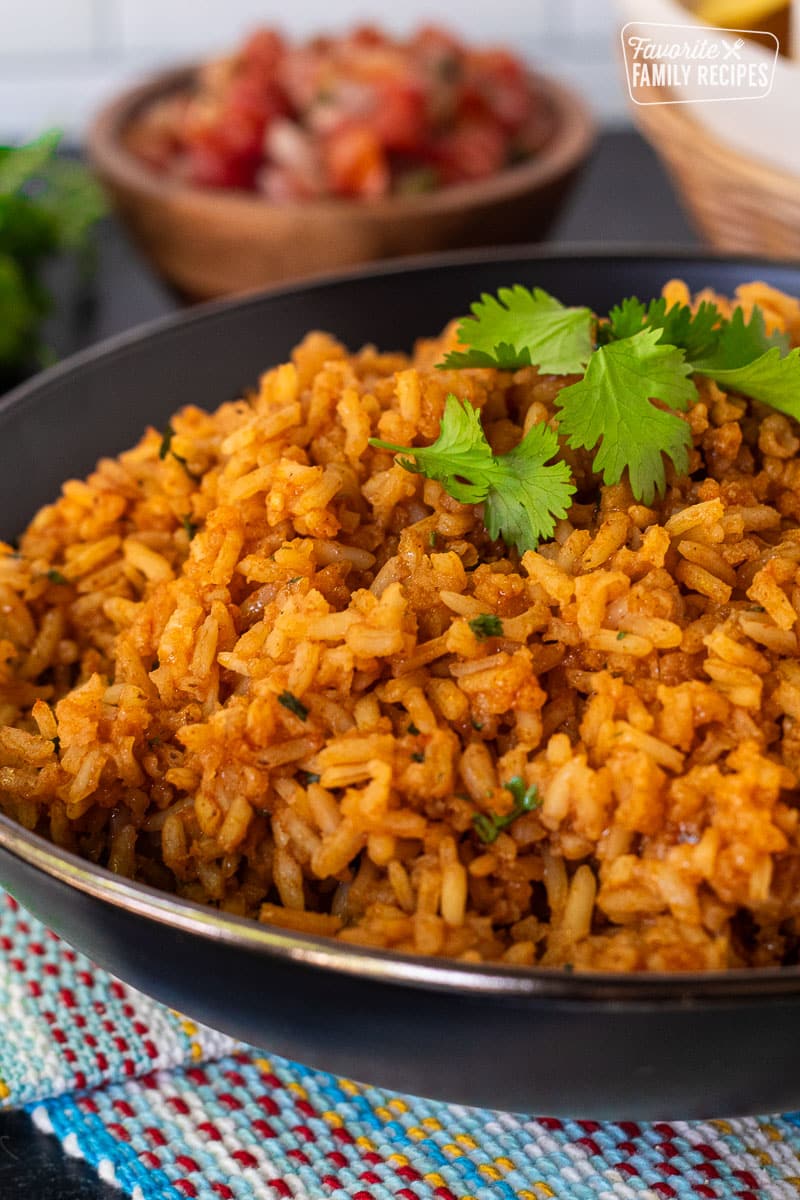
[370,80,427,153]
[409,27,466,129]
[182,141,255,189]
[348,25,389,49]
[239,29,286,75]
[182,72,288,189]
[278,47,328,114]
[409,25,464,59]
[462,50,532,133]
[223,75,282,151]
[431,117,508,184]
[324,124,390,198]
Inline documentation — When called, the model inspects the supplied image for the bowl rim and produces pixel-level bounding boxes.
[5,807,800,1005]
[6,243,800,1007]
[86,61,595,219]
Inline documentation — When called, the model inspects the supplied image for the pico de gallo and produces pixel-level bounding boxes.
[126,24,554,200]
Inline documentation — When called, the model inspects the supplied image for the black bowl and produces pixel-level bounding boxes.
[3,248,800,1121]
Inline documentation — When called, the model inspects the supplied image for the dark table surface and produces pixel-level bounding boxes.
[0,129,696,1200]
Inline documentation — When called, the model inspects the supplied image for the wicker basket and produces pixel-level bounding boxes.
[633,87,800,258]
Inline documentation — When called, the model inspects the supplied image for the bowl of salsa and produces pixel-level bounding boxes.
[88,23,595,299]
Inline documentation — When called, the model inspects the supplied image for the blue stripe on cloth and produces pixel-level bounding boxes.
[23,1049,800,1200]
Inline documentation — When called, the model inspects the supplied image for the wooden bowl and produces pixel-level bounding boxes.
[87,66,595,300]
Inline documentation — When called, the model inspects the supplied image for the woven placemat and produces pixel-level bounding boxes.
[4,891,800,1199]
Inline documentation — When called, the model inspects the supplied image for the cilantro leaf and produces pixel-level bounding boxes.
[555,329,696,505]
[370,394,496,505]
[603,296,722,361]
[483,422,574,551]
[692,305,789,371]
[601,295,800,419]
[369,396,575,554]
[602,296,648,342]
[695,346,800,420]
[439,286,593,375]
[646,297,722,361]
[684,303,798,417]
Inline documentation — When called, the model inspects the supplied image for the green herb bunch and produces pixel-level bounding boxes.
[0,130,105,381]
[370,284,800,555]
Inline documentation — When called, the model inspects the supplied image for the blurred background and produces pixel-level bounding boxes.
[0,0,795,390]
[0,0,622,139]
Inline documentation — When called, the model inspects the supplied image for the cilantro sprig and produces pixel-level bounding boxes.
[590,289,799,422]
[371,283,800,556]
[369,395,575,555]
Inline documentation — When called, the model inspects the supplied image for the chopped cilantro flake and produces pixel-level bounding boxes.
[279,690,308,721]
[159,424,174,460]
[159,423,200,479]
[472,776,541,844]
[46,569,68,585]
[469,613,504,640]
[180,514,198,540]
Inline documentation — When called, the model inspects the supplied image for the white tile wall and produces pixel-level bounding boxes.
[119,0,552,49]
[563,0,619,37]
[0,0,627,141]
[0,0,96,55]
